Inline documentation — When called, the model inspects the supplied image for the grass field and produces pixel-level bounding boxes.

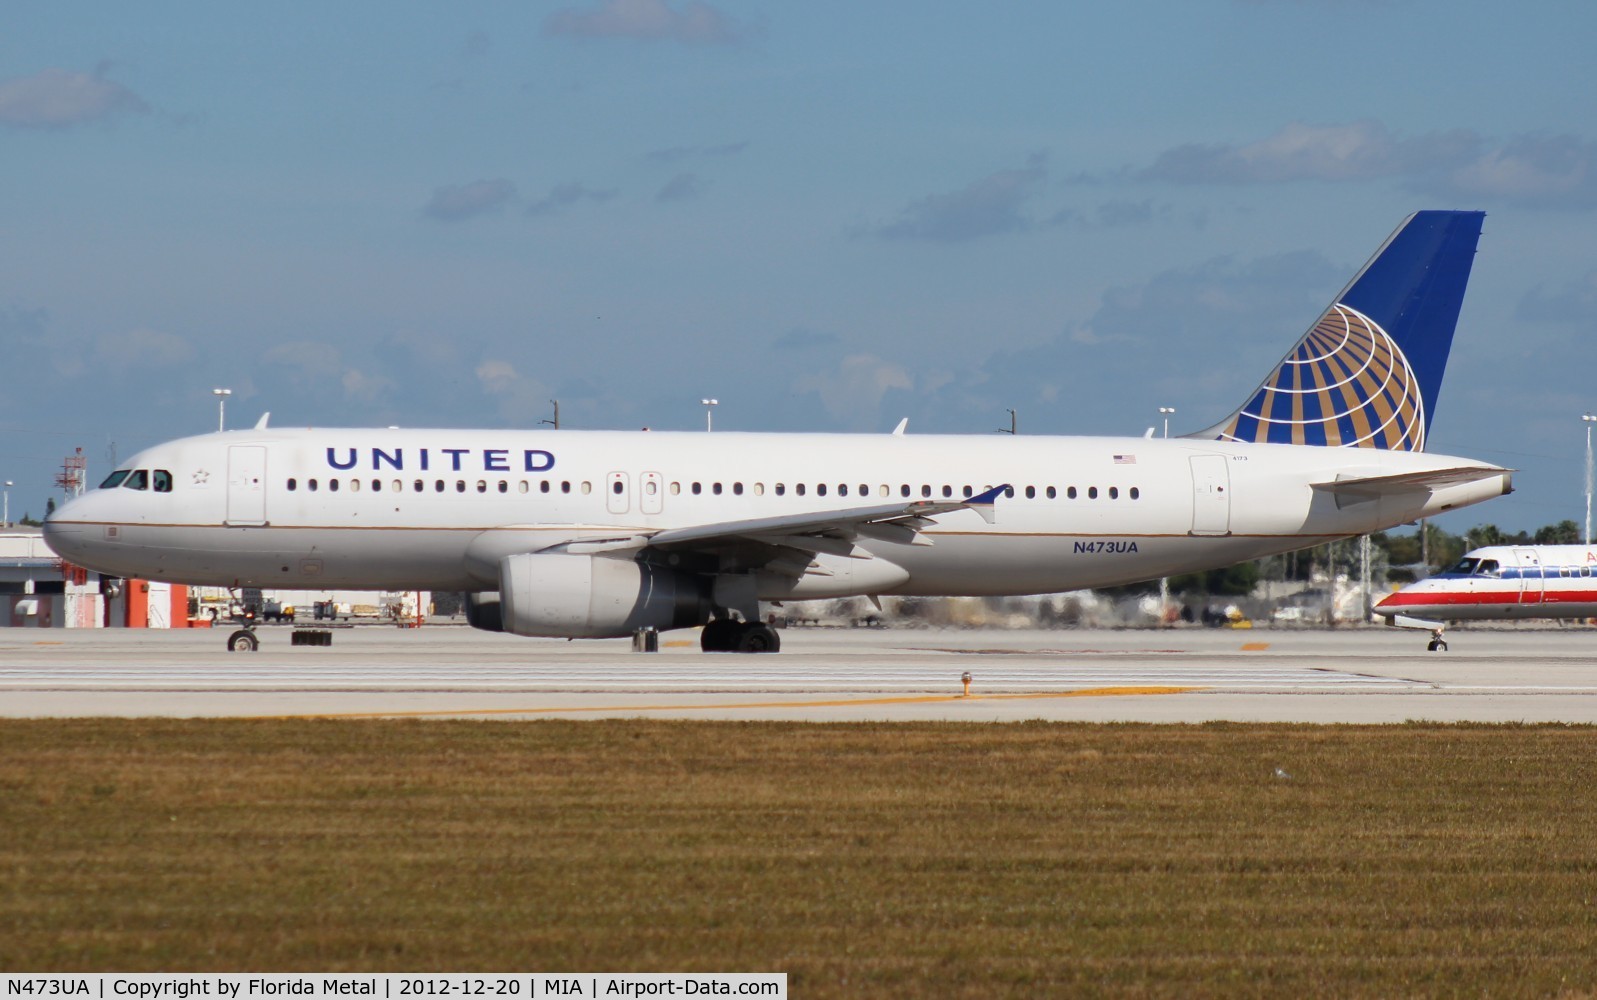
[4,720,1597,996]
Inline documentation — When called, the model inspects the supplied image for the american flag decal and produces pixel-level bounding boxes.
[1113,454,1136,464]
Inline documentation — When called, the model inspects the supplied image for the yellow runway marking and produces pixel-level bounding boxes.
[1240,642,1270,651]
[262,686,1200,720]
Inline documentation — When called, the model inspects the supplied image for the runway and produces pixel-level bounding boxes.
[3,622,1596,722]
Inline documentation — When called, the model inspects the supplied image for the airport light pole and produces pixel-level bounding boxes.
[3,481,10,529]
[212,387,232,432]
[1585,413,1596,544]
[1159,406,1176,438]
[702,398,718,432]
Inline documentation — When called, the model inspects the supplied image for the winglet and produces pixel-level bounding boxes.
[966,483,1009,525]
[254,412,271,430]
[891,418,908,436]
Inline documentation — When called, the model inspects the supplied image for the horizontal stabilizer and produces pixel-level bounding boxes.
[1312,465,1512,503]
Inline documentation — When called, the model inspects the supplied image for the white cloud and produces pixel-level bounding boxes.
[873,156,1050,242]
[423,178,517,221]
[341,369,395,404]
[1141,120,1597,209]
[95,328,193,368]
[0,66,148,129]
[261,341,344,379]
[526,181,618,217]
[544,0,748,44]
[794,355,913,429]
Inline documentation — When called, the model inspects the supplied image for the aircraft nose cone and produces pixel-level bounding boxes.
[41,516,82,560]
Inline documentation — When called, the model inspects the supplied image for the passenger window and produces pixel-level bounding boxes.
[921,485,931,498]
[943,486,953,498]
[796,484,806,496]
[818,484,828,497]
[713,483,723,495]
[1109,486,1119,499]
[753,483,763,496]
[839,484,849,497]
[561,481,571,494]
[287,478,298,492]
[613,481,624,494]
[391,480,402,493]
[1068,486,1078,499]
[434,480,445,493]
[124,470,149,491]
[581,482,591,495]
[413,480,424,493]
[372,479,382,492]
[518,481,529,494]
[733,483,744,496]
[100,470,131,489]
[308,479,319,492]
[692,482,702,495]
[647,481,659,496]
[1003,486,1015,498]
[1087,487,1098,499]
[1046,486,1056,499]
[901,485,911,498]
[477,481,487,493]
[775,484,785,496]
[350,479,361,493]
[879,485,889,498]
[860,484,868,496]
[1129,487,1140,500]
[500,481,510,493]
[1024,486,1035,499]
[329,479,340,493]
[670,482,680,495]
[541,481,552,494]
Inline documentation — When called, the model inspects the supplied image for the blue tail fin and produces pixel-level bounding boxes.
[1196,210,1484,451]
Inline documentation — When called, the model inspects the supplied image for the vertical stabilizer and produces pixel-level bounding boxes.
[1192,210,1484,451]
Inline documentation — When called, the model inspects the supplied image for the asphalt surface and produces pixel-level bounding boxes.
[3,621,1595,722]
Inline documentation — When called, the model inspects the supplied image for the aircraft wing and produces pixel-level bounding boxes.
[1312,466,1513,502]
[547,484,1009,563]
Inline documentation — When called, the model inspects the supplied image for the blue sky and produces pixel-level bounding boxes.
[3,0,1595,534]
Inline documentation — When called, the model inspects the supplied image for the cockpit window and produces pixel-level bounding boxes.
[123,470,149,491]
[153,470,173,493]
[1477,559,1501,577]
[1449,557,1479,575]
[100,470,132,489]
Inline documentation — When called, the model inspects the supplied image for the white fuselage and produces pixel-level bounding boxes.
[1376,544,1597,622]
[45,427,1510,599]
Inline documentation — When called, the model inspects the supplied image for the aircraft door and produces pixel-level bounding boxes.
[1513,548,1545,605]
[1188,455,1231,536]
[641,471,664,515]
[226,445,268,526]
[606,472,630,515]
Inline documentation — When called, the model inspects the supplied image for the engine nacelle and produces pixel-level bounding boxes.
[499,553,710,638]
[464,591,504,633]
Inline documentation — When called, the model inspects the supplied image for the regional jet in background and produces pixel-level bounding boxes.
[46,211,1511,653]
[1376,544,1597,650]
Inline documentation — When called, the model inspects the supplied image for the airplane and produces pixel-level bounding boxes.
[44,210,1512,654]
[1375,544,1597,650]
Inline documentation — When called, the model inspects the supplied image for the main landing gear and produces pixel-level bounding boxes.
[700,618,781,653]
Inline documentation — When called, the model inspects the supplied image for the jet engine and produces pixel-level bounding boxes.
[497,553,710,638]
[464,591,504,633]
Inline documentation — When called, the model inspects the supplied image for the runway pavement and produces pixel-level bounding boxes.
[1,622,1594,722]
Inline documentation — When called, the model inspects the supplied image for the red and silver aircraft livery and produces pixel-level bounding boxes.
[1375,544,1597,650]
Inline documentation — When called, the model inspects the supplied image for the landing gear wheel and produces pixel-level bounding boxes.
[1427,638,1448,652]
[734,623,781,654]
[227,629,259,652]
[700,619,740,653]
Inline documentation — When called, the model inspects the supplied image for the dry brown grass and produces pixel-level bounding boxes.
[3,720,1597,996]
